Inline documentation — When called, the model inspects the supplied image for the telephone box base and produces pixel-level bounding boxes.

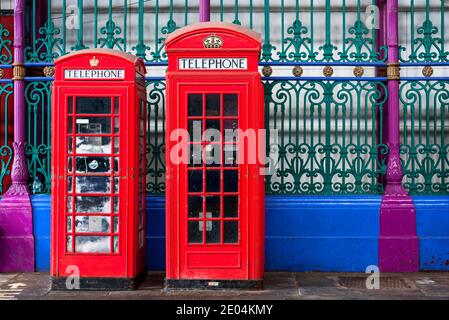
[50,271,146,291]
[165,279,263,291]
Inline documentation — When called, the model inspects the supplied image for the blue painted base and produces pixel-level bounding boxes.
[30,194,449,272]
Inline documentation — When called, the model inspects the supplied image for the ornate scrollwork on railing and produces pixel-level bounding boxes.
[400,80,449,194]
[0,23,13,65]
[24,81,52,194]
[264,80,388,195]
[146,80,166,194]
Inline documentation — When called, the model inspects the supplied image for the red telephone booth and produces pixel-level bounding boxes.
[165,22,265,289]
[51,49,147,290]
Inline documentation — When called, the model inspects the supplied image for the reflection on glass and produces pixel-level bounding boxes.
[224,94,238,116]
[76,97,111,114]
[76,136,111,154]
[188,94,202,116]
[67,176,73,193]
[75,216,111,233]
[67,216,72,232]
[113,216,119,233]
[224,221,239,243]
[75,196,111,213]
[114,236,119,253]
[113,197,119,212]
[75,236,111,253]
[67,157,73,173]
[68,117,73,133]
[67,197,73,212]
[68,137,73,153]
[113,177,119,193]
[76,176,110,193]
[206,221,221,243]
[76,156,111,173]
[188,221,203,243]
[66,236,73,252]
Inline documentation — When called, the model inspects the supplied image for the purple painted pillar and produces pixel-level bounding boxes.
[0,0,35,272]
[378,0,418,272]
[199,0,211,22]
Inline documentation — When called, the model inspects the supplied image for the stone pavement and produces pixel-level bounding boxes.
[0,272,448,300]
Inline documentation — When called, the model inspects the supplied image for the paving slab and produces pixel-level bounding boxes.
[0,272,447,300]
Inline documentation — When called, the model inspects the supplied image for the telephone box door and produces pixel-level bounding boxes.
[54,87,128,277]
[178,83,249,279]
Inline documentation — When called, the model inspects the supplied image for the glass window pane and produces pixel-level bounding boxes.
[188,120,202,141]
[76,156,111,173]
[224,221,238,243]
[188,221,203,243]
[68,137,73,153]
[224,94,238,116]
[206,170,220,192]
[113,177,119,193]
[76,117,111,134]
[114,236,119,253]
[67,176,73,193]
[190,144,202,167]
[223,170,238,192]
[224,195,238,217]
[206,221,221,243]
[66,236,73,252]
[75,196,111,213]
[113,216,119,233]
[75,216,111,233]
[68,97,73,114]
[75,236,111,253]
[114,97,119,114]
[188,171,203,192]
[76,176,110,194]
[188,196,203,218]
[68,117,73,133]
[76,136,111,154]
[206,94,220,116]
[76,97,111,114]
[206,196,220,218]
[206,119,220,131]
[67,216,72,232]
[205,144,220,167]
[224,144,238,167]
[67,197,73,212]
[188,94,202,116]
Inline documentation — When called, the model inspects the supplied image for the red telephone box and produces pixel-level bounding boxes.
[51,49,147,290]
[165,22,265,289]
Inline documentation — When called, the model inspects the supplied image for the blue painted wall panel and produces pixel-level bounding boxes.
[31,195,51,271]
[265,196,380,271]
[30,194,449,272]
[414,196,449,271]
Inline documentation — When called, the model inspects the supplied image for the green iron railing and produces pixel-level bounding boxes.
[399,0,449,194]
[0,1,447,195]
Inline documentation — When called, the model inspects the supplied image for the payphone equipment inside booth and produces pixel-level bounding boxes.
[165,23,265,289]
[51,49,147,290]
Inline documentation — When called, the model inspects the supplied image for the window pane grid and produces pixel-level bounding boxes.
[187,93,240,245]
[66,96,121,254]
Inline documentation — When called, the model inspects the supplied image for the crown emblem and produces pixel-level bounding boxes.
[203,34,223,48]
[90,56,99,67]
